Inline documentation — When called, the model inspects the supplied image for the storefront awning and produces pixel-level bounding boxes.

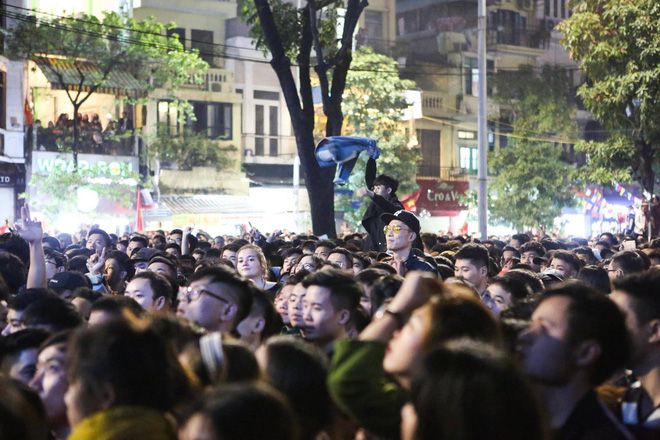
[160,195,260,215]
[36,58,145,97]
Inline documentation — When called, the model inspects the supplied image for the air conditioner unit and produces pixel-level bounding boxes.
[209,81,223,92]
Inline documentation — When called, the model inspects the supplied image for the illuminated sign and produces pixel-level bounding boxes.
[32,152,137,178]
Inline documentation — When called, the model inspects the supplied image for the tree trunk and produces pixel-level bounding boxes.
[635,137,655,196]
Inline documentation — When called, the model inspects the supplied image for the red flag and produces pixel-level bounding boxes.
[135,189,144,232]
[400,189,421,212]
[24,98,33,125]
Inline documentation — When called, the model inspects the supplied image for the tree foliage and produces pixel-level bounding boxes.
[488,65,577,230]
[559,0,660,195]
[336,47,420,228]
[239,0,368,237]
[151,128,236,171]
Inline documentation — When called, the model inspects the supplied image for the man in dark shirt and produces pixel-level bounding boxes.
[519,283,633,440]
[379,210,435,276]
[356,157,404,252]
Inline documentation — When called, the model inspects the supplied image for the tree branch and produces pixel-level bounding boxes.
[308,0,332,115]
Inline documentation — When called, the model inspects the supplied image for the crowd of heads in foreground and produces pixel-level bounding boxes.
[1,211,660,440]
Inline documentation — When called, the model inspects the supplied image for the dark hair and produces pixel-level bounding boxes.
[454,243,490,269]
[90,296,145,320]
[130,271,173,302]
[221,243,242,254]
[421,233,438,250]
[194,383,298,440]
[0,328,51,366]
[425,293,502,350]
[262,336,331,440]
[0,252,27,295]
[610,251,644,275]
[106,250,135,280]
[573,246,596,262]
[612,270,660,325]
[410,340,545,440]
[7,289,50,312]
[189,266,253,325]
[204,248,222,259]
[502,245,521,258]
[129,235,148,248]
[0,378,49,440]
[511,233,530,246]
[165,243,182,254]
[250,287,283,342]
[519,241,546,257]
[44,248,67,269]
[315,240,336,251]
[302,269,361,315]
[86,229,111,249]
[222,340,260,383]
[541,281,630,385]
[21,295,83,332]
[72,287,103,303]
[356,268,392,287]
[577,265,611,294]
[550,250,581,273]
[42,236,61,251]
[634,250,652,271]
[68,320,189,412]
[169,229,183,236]
[488,274,533,302]
[373,174,399,194]
[301,241,316,254]
[0,233,30,267]
[327,247,354,268]
[369,275,403,313]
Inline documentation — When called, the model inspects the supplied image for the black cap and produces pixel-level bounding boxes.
[48,271,91,291]
[129,247,157,263]
[380,210,421,236]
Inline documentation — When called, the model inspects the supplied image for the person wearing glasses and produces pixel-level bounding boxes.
[326,248,354,273]
[380,211,436,276]
[176,266,253,333]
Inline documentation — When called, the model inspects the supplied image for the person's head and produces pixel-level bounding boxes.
[177,266,253,332]
[519,281,630,387]
[57,233,73,248]
[128,247,158,274]
[148,256,178,280]
[608,250,644,281]
[294,254,323,274]
[381,211,421,253]
[221,243,241,267]
[212,236,225,250]
[71,288,102,321]
[509,233,530,249]
[256,336,331,440]
[236,244,268,280]
[548,250,581,279]
[372,174,399,197]
[47,272,90,302]
[0,328,50,384]
[30,331,73,433]
[383,289,502,383]
[88,296,144,326]
[126,236,148,257]
[2,289,50,336]
[85,229,110,255]
[352,252,371,274]
[0,251,27,295]
[236,287,282,350]
[313,240,336,261]
[367,274,403,316]
[283,271,310,328]
[151,234,167,248]
[281,247,303,275]
[0,232,30,267]
[326,247,354,272]
[404,339,545,440]
[577,265,611,294]
[179,383,297,440]
[64,319,189,427]
[44,248,66,280]
[519,241,546,272]
[168,229,183,246]
[453,244,489,291]
[103,250,134,290]
[485,274,533,316]
[21,295,83,333]
[611,271,660,373]
[124,271,172,311]
[301,269,361,349]
[573,246,596,265]
[165,243,182,258]
[599,232,616,248]
[500,245,521,268]
[0,378,49,440]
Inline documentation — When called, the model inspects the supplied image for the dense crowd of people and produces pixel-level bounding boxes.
[33,111,134,155]
[2,173,660,439]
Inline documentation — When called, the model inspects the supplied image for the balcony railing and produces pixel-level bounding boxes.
[183,67,233,93]
[31,124,138,156]
[487,27,550,50]
[418,165,471,181]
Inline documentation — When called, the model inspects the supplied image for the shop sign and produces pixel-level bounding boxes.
[32,151,137,178]
[416,180,469,213]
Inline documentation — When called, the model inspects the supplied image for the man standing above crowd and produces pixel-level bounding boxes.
[611,271,660,437]
[380,211,435,275]
[356,159,404,252]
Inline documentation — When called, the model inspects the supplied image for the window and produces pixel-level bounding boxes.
[191,29,214,66]
[417,129,440,177]
[363,10,385,52]
[254,90,279,101]
[0,71,5,130]
[157,100,179,136]
[464,58,494,97]
[269,106,279,156]
[459,146,478,174]
[167,27,185,44]
[188,101,232,140]
[254,103,279,156]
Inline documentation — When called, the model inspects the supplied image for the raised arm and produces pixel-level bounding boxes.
[17,204,47,289]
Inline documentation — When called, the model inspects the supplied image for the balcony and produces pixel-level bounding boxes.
[242,134,297,165]
[418,165,470,182]
[183,67,234,94]
[31,123,138,156]
[487,27,549,52]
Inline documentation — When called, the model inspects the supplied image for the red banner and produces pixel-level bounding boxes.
[415,180,469,216]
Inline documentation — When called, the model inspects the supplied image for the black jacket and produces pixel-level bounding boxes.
[361,158,404,252]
